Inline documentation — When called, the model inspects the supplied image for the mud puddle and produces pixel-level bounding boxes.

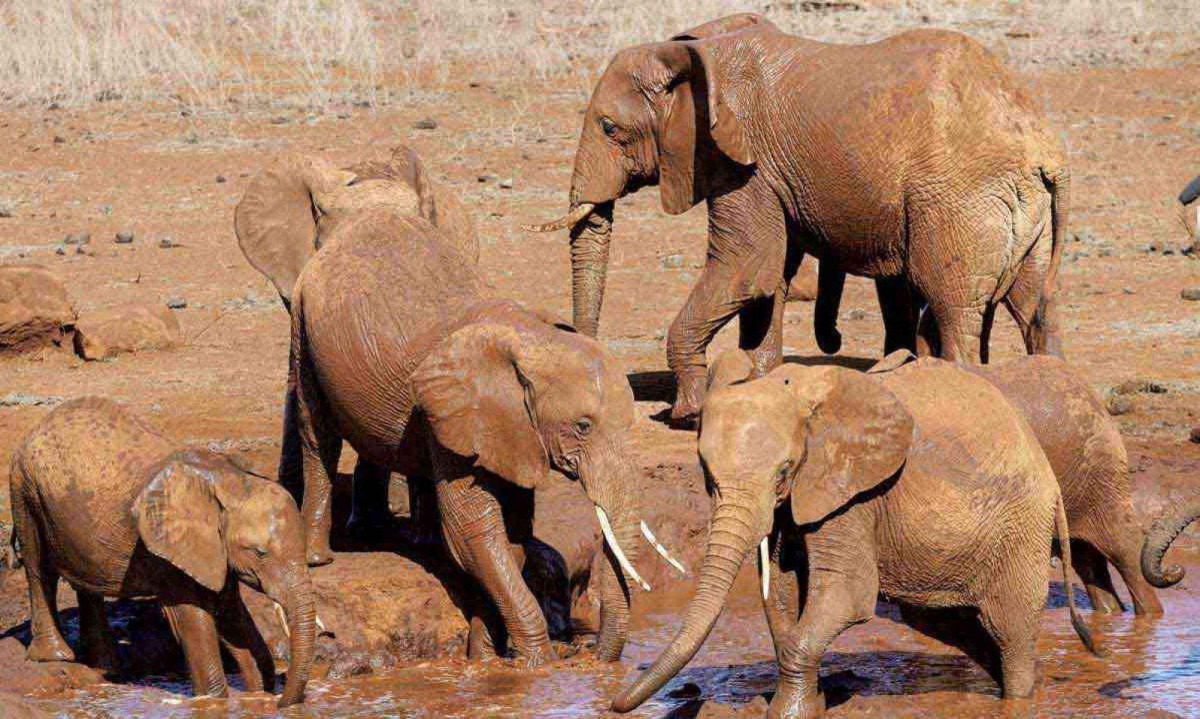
[28,552,1200,718]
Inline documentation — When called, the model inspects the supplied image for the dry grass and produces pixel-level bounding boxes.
[0,0,1195,110]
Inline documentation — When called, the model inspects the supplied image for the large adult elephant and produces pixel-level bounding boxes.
[527,13,1067,423]
[282,206,654,666]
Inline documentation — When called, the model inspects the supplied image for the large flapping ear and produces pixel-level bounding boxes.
[235,156,351,307]
[412,319,550,488]
[132,451,228,593]
[670,12,777,41]
[787,367,914,526]
[652,41,755,215]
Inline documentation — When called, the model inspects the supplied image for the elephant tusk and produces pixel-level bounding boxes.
[596,506,651,591]
[521,202,595,233]
[640,520,687,574]
[274,602,290,639]
[759,538,770,601]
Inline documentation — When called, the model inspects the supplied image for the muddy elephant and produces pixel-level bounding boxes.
[1142,498,1199,589]
[612,358,1097,717]
[9,398,315,708]
[235,144,478,309]
[282,206,660,666]
[527,12,1067,424]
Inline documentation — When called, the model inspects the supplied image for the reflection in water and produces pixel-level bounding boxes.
[31,558,1200,718]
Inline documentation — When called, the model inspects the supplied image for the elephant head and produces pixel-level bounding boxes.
[412,301,652,660]
[132,450,316,708]
[525,14,774,336]
[612,363,912,711]
[1141,497,1198,588]
[235,146,476,309]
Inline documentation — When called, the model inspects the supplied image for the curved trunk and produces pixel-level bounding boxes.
[1141,498,1199,588]
[276,573,317,708]
[569,202,614,337]
[611,499,759,712]
[583,444,640,661]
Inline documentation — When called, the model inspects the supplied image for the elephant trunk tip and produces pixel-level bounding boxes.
[522,202,596,233]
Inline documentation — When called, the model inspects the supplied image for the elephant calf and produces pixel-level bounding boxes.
[613,358,1098,717]
[9,398,316,707]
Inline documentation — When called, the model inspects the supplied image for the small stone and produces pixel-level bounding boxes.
[661,253,685,269]
[413,118,438,130]
[270,116,290,125]
[166,296,187,309]
[848,308,868,320]
[477,173,498,183]
[215,175,226,183]
[114,231,135,244]
[64,232,90,246]
[336,111,352,120]
[1162,246,1176,256]
[99,204,112,216]
[498,178,513,189]
[1190,426,1200,444]
[158,237,176,249]
[1106,394,1134,416]
[1141,243,1158,253]
[0,200,13,218]
[1122,287,1135,295]
[1182,288,1200,301]
[53,134,65,144]
[54,245,66,255]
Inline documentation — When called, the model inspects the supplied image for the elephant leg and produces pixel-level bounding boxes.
[295,349,343,567]
[215,587,275,693]
[1070,539,1125,614]
[278,383,303,506]
[431,450,550,667]
[814,260,845,355]
[1084,517,1164,616]
[925,301,985,363]
[915,307,940,357]
[162,598,228,699]
[1003,235,1062,356]
[77,589,118,672]
[977,574,1044,698]
[875,276,921,356]
[666,258,757,424]
[740,289,786,379]
[348,459,393,538]
[771,571,877,719]
[12,491,73,663]
[762,532,802,659]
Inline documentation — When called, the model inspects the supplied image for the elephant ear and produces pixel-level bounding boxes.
[653,41,755,215]
[235,156,352,308]
[412,320,550,488]
[132,451,227,593]
[346,145,437,222]
[789,367,914,526]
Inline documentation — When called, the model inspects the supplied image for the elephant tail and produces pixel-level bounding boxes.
[1054,493,1103,657]
[1035,166,1069,355]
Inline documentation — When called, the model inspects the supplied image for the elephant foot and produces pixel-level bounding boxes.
[510,643,551,669]
[769,683,824,719]
[816,327,842,356]
[28,633,75,663]
[305,544,334,567]
[669,370,706,429]
[80,641,120,674]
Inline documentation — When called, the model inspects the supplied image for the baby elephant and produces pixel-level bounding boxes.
[613,358,1097,717]
[9,398,316,707]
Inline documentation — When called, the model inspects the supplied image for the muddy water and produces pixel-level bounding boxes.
[30,553,1200,718]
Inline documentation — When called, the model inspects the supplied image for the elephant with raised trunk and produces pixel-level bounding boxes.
[281,203,668,666]
[9,398,316,708]
[528,13,1067,424]
[612,358,1098,717]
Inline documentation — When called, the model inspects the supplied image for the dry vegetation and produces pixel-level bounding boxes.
[0,0,1196,111]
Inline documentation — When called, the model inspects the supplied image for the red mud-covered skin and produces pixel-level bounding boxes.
[71,303,180,360]
[536,15,1068,423]
[613,359,1091,716]
[8,398,317,707]
[0,266,75,355]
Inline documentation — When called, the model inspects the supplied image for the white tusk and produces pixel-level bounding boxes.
[274,602,290,639]
[596,506,651,591]
[640,520,687,574]
[316,614,328,634]
[759,538,770,601]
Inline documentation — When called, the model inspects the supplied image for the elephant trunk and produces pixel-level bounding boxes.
[1141,497,1200,588]
[569,201,614,337]
[583,445,641,661]
[275,569,317,708]
[611,494,761,712]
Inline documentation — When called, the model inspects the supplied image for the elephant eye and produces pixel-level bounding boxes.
[252,546,268,558]
[775,461,794,490]
[575,418,593,435]
[599,117,618,137]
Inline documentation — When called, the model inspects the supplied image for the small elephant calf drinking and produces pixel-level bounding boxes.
[9,398,316,707]
[612,357,1100,717]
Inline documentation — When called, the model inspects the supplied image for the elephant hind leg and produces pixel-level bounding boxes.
[292,338,343,567]
[11,487,73,663]
[77,590,118,672]
[738,289,785,379]
[1081,516,1164,616]
[978,571,1046,699]
[1070,539,1125,614]
[1002,241,1062,357]
[347,459,394,539]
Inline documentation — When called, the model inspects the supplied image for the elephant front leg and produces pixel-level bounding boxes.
[740,288,787,379]
[161,598,228,699]
[432,455,550,667]
[77,589,119,672]
[215,586,275,693]
[760,532,801,658]
[347,459,394,538]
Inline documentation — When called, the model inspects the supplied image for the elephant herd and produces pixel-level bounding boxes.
[8,13,1198,717]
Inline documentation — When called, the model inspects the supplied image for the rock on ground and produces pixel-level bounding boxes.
[0,265,75,355]
[72,304,181,360]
